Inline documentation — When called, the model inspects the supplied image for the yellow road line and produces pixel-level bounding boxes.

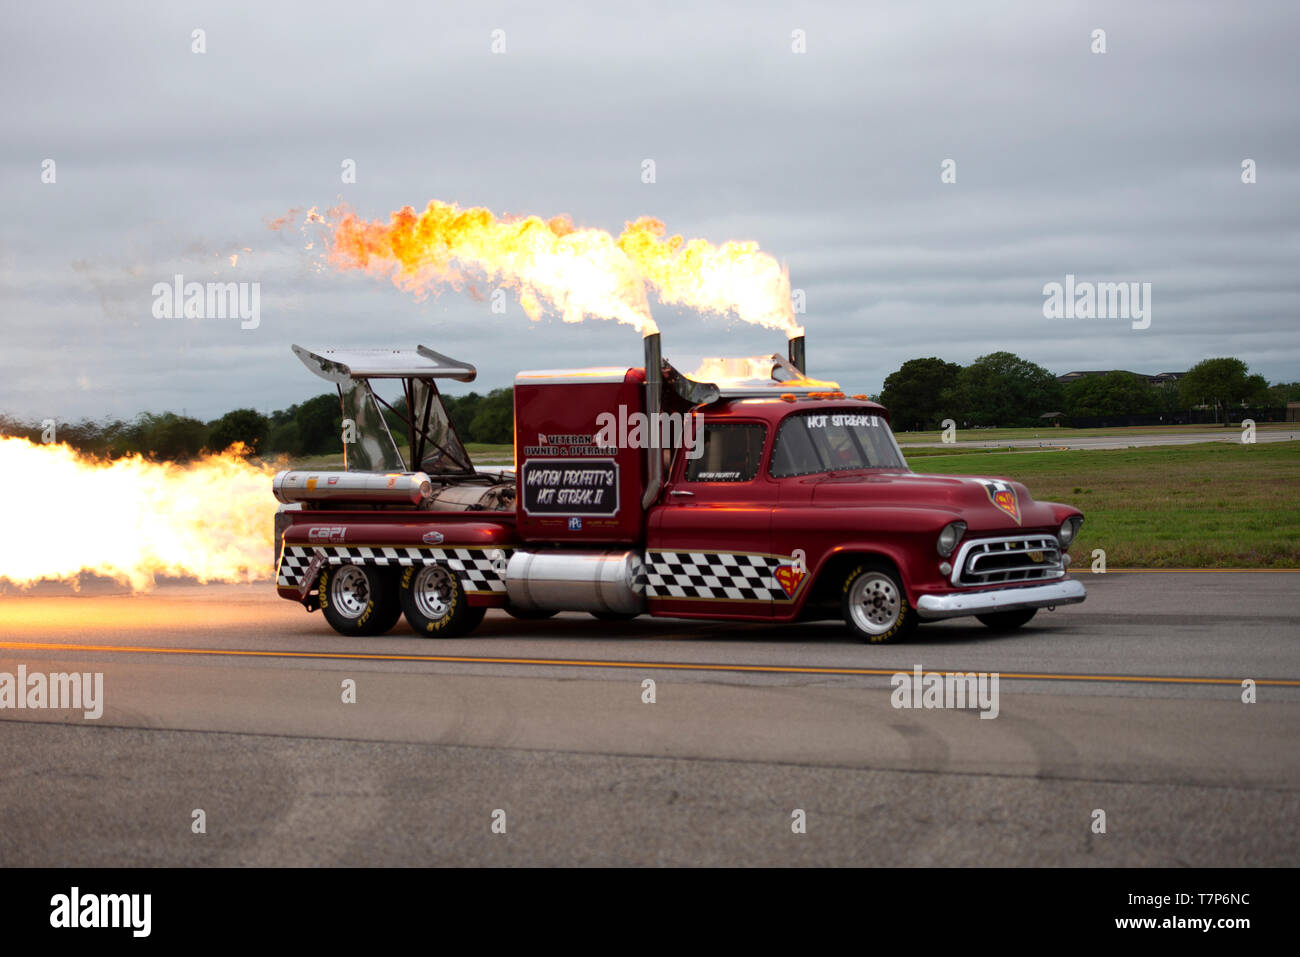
[1070,568,1300,573]
[1,641,1296,686]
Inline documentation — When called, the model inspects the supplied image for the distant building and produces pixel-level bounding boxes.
[1057,370,1186,385]
[1288,401,1300,423]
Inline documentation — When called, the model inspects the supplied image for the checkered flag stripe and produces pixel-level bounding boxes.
[276,545,511,593]
[644,550,785,602]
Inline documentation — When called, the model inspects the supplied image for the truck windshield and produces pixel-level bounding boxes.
[770,411,907,477]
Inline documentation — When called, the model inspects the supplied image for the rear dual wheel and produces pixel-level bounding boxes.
[319,562,485,638]
[399,563,485,638]
[319,563,402,637]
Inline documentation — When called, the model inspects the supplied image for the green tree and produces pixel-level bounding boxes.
[879,357,963,432]
[950,352,1063,427]
[265,419,302,456]
[140,413,208,460]
[1244,374,1270,406]
[295,393,343,454]
[442,391,484,439]
[1266,381,1300,406]
[467,388,514,443]
[207,408,269,455]
[1065,372,1161,418]
[1178,358,1251,423]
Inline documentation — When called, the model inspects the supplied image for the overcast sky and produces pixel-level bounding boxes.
[2,0,1297,422]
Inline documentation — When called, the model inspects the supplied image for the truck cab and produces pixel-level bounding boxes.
[647,393,1084,641]
[273,334,1085,643]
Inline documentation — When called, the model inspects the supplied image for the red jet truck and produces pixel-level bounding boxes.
[273,333,1085,643]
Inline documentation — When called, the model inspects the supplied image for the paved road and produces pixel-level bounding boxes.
[901,429,1298,450]
[0,573,1296,866]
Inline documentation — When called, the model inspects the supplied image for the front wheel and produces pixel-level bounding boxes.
[400,564,486,638]
[842,562,917,644]
[319,563,402,637]
[976,608,1037,631]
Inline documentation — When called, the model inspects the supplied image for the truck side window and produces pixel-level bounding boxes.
[770,417,826,476]
[683,423,766,483]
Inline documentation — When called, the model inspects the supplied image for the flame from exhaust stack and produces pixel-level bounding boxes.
[689,356,839,390]
[0,437,275,591]
[313,201,802,338]
[617,217,802,338]
[328,202,656,335]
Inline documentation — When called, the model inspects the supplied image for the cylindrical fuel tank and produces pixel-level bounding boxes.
[273,470,433,506]
[506,550,646,615]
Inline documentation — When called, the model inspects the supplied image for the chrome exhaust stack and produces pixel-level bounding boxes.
[641,332,663,508]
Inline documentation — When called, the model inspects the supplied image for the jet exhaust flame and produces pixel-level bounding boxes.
[0,438,276,591]
[302,200,802,339]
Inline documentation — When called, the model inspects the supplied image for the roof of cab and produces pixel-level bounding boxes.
[702,394,890,423]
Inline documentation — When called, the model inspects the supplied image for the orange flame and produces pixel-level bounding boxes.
[311,200,801,338]
[328,202,654,334]
[0,438,276,591]
[689,356,839,391]
[618,217,802,337]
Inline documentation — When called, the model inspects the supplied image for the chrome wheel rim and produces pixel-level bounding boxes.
[329,565,370,619]
[413,565,455,620]
[849,572,900,635]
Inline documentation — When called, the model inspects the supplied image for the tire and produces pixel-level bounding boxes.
[842,561,917,644]
[505,606,558,620]
[976,608,1037,631]
[399,563,486,638]
[319,562,402,637]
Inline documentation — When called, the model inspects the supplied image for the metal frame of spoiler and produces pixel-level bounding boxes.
[291,344,477,383]
[289,344,478,476]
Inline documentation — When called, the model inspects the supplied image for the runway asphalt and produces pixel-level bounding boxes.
[0,572,1296,865]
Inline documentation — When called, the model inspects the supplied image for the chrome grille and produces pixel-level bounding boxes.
[953,535,1064,587]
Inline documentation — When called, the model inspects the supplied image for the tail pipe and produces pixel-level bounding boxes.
[641,332,663,508]
[788,335,806,375]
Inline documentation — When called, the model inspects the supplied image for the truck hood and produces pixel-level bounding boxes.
[810,470,1064,530]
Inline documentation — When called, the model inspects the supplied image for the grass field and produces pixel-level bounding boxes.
[910,441,1300,568]
[286,442,514,470]
[893,422,1297,444]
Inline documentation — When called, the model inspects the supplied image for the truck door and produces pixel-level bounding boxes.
[645,419,777,619]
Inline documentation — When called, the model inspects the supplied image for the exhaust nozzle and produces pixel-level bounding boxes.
[788,335,806,376]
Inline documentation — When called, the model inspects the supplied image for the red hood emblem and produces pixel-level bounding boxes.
[976,479,1021,524]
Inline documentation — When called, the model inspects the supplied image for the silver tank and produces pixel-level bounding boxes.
[506,550,645,615]
[272,470,433,506]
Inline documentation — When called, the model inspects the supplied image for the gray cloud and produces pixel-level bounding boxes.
[1,0,1297,421]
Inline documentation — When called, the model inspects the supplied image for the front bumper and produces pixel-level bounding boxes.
[915,578,1086,620]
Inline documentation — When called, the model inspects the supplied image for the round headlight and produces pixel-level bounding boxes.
[937,521,966,557]
[1059,516,1081,547]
